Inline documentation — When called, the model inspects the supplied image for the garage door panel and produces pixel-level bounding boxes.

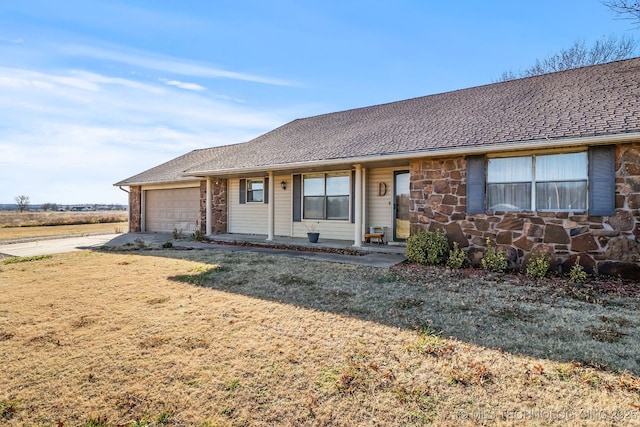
[145,188,200,232]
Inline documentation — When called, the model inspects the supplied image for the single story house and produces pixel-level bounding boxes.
[115,58,640,278]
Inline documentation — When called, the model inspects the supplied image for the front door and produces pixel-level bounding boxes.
[394,171,410,241]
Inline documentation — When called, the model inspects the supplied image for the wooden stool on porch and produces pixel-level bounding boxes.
[364,226,386,245]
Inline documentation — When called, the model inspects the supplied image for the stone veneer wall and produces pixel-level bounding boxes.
[129,186,141,232]
[409,143,640,279]
[199,179,228,234]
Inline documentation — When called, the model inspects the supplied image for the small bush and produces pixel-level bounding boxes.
[406,229,448,265]
[133,238,146,249]
[569,256,588,284]
[446,242,466,269]
[481,238,507,273]
[172,228,183,239]
[191,229,204,242]
[162,241,173,249]
[525,254,549,279]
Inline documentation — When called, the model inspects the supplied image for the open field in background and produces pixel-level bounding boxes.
[1,248,639,426]
[0,211,128,228]
[0,222,128,241]
[0,211,128,240]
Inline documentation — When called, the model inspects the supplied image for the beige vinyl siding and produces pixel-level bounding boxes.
[274,174,292,236]
[292,221,354,240]
[365,167,395,234]
[228,178,268,234]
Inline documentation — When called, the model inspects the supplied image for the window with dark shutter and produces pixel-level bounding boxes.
[589,145,616,216]
[466,155,486,214]
[293,174,301,222]
[239,179,246,204]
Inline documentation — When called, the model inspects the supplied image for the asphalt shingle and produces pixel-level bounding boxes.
[116,58,640,185]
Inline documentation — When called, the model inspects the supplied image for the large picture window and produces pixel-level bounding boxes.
[487,152,587,212]
[303,173,350,220]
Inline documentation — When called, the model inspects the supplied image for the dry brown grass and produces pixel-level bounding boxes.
[1,249,640,426]
[0,211,128,241]
[0,211,127,228]
[0,222,128,240]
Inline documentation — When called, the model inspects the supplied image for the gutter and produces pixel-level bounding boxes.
[118,186,130,194]
[183,132,640,177]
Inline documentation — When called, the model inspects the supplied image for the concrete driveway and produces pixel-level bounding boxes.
[0,234,121,257]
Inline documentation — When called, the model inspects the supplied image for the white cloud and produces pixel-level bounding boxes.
[0,65,301,204]
[160,78,207,91]
[54,43,299,87]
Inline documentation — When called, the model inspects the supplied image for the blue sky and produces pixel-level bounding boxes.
[0,0,636,205]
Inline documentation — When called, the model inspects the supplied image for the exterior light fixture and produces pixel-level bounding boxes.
[280,181,287,190]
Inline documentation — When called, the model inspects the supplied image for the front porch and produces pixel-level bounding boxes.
[207,233,406,256]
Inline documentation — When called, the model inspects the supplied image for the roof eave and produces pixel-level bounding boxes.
[183,132,640,177]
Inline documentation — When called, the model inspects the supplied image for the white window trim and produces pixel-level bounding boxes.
[487,151,588,213]
[302,171,351,221]
[246,178,264,203]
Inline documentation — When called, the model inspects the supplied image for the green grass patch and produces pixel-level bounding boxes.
[3,254,52,264]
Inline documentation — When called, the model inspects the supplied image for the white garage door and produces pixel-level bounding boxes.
[145,188,200,232]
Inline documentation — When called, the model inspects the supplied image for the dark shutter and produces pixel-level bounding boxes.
[466,155,486,214]
[351,170,356,223]
[293,174,301,222]
[239,179,246,204]
[264,177,269,204]
[589,145,616,216]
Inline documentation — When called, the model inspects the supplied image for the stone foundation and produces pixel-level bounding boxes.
[129,186,141,232]
[200,179,228,234]
[409,143,640,279]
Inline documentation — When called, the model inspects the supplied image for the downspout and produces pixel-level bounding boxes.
[118,186,131,231]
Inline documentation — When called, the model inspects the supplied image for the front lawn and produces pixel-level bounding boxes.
[0,249,638,426]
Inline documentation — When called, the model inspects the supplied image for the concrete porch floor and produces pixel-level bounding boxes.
[207,233,406,255]
[104,232,406,268]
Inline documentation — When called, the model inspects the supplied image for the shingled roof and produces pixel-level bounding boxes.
[114,144,241,186]
[116,57,640,185]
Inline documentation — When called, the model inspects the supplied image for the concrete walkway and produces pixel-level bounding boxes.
[0,233,122,257]
[1,232,406,268]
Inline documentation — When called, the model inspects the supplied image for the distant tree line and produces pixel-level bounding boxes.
[9,196,126,212]
[41,203,59,211]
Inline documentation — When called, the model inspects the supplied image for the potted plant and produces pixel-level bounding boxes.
[305,222,320,243]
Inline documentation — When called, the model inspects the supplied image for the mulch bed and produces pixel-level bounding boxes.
[390,261,640,298]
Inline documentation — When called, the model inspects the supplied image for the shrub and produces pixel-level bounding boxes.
[172,228,183,239]
[525,254,550,279]
[481,238,507,273]
[446,242,466,269]
[569,256,588,284]
[191,229,204,242]
[406,229,449,265]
